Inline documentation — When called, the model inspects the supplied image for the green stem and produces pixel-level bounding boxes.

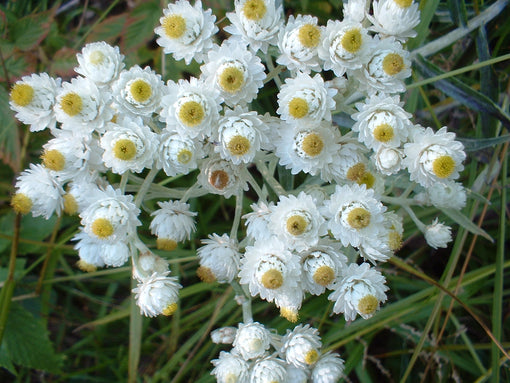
[255,159,287,196]
[229,190,244,240]
[134,167,159,208]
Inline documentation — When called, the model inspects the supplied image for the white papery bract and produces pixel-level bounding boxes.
[198,156,249,198]
[75,41,125,87]
[323,133,368,183]
[311,351,345,383]
[155,0,218,64]
[285,365,309,383]
[225,0,284,54]
[9,73,60,132]
[427,180,467,211]
[250,356,287,383]
[64,175,106,215]
[13,163,64,219]
[201,39,266,107]
[277,72,337,126]
[133,272,182,317]
[329,262,388,321]
[160,76,221,139]
[232,322,272,360]
[197,233,241,283]
[133,251,170,281]
[211,351,250,383]
[372,145,405,175]
[111,65,166,118]
[343,0,369,23]
[269,192,326,251]
[368,0,421,42]
[243,201,275,242]
[280,324,322,369]
[211,327,238,345]
[404,126,466,188]
[73,229,132,268]
[424,218,452,249]
[150,200,197,250]
[156,132,203,176]
[100,117,157,174]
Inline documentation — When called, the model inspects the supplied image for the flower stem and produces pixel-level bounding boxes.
[230,190,244,240]
[134,167,159,208]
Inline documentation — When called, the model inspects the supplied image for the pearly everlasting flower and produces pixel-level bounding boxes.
[427,181,467,211]
[155,0,218,64]
[197,233,241,283]
[269,192,326,251]
[243,201,275,241]
[198,156,249,198]
[160,76,221,139]
[9,73,60,132]
[372,146,405,175]
[211,351,250,383]
[324,134,368,183]
[343,0,369,23]
[156,132,204,176]
[132,272,182,317]
[285,365,309,383]
[225,0,284,53]
[201,40,266,107]
[63,174,108,215]
[75,41,125,87]
[368,0,421,42]
[277,72,337,126]
[280,324,322,369]
[311,351,345,383]
[12,164,64,219]
[318,19,372,77]
[111,65,165,118]
[150,200,197,251]
[424,218,452,249]
[100,116,158,174]
[73,229,132,268]
[277,14,324,74]
[404,126,466,188]
[329,262,388,321]
[383,211,404,252]
[250,356,287,383]
[232,322,272,360]
[211,327,237,345]
[133,251,169,281]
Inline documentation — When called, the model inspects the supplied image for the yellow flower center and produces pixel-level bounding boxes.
[130,79,152,103]
[89,50,106,65]
[432,155,455,179]
[11,193,32,215]
[280,307,298,323]
[346,207,371,229]
[227,135,251,156]
[393,0,413,8]
[10,83,34,107]
[382,53,404,76]
[196,266,216,283]
[357,294,379,315]
[162,14,186,39]
[373,123,394,143]
[113,139,137,161]
[305,349,319,365]
[63,193,78,215]
[346,162,366,182]
[91,218,114,239]
[162,302,178,316]
[178,101,205,127]
[298,24,321,48]
[388,231,403,251]
[218,66,245,93]
[358,171,375,189]
[177,149,193,164]
[77,260,97,273]
[242,0,267,21]
[341,28,362,53]
[261,268,283,289]
[313,265,335,286]
[157,238,178,251]
[285,214,308,236]
[288,97,309,119]
[41,149,65,171]
[301,133,324,157]
[60,92,83,116]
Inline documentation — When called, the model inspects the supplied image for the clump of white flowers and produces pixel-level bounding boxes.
[9,0,472,380]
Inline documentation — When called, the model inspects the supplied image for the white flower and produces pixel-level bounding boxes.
[269,192,326,251]
[132,272,181,317]
[323,133,368,183]
[198,156,249,198]
[328,262,388,321]
[427,181,467,211]
[250,356,287,383]
[280,324,322,369]
[155,0,218,64]
[211,327,237,344]
[197,233,241,283]
[372,146,405,175]
[160,76,221,139]
[111,65,166,118]
[232,322,272,360]
[9,73,60,132]
[277,72,337,126]
[73,229,132,268]
[383,211,404,252]
[211,351,250,383]
[318,19,372,77]
[100,116,158,174]
[63,175,107,215]
[156,132,204,176]
[277,14,323,73]
[54,76,113,133]
[80,186,140,244]
[311,351,345,383]
[424,218,452,249]
[75,41,125,87]
[225,0,284,53]
[201,40,266,107]
[150,200,197,251]
[343,0,368,23]
[133,251,170,281]
[12,164,64,219]
[243,201,275,242]
[284,365,309,383]
[368,0,421,42]
[403,126,466,188]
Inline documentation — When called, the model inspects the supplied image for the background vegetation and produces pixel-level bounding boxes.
[0,0,509,382]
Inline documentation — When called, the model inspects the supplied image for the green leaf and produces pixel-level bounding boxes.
[123,2,161,53]
[0,86,20,171]
[407,0,441,50]
[86,14,127,45]
[457,134,510,151]
[414,55,510,129]
[2,302,62,373]
[442,208,493,242]
[448,0,468,27]
[8,8,54,51]
[0,340,17,376]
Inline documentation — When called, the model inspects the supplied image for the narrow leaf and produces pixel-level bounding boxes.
[86,14,127,45]
[448,0,468,27]
[442,208,493,242]
[458,134,510,151]
[407,0,441,50]
[0,86,20,171]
